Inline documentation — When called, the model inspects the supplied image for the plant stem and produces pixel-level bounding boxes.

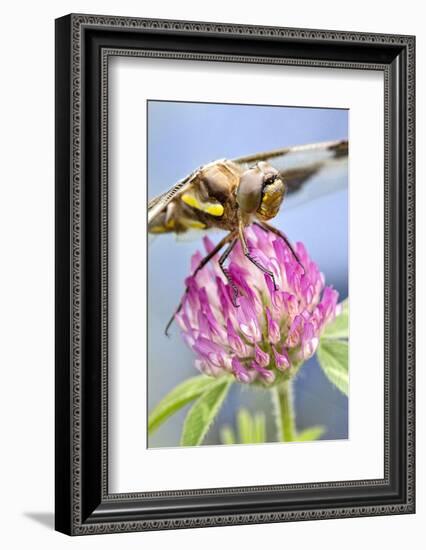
[273,379,296,442]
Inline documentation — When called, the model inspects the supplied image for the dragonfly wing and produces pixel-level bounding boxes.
[148,141,349,232]
[148,175,193,226]
[232,139,348,196]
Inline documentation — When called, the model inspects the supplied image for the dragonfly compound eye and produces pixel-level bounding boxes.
[257,175,285,221]
[236,167,265,214]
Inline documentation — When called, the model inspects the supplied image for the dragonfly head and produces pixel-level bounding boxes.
[236,162,285,221]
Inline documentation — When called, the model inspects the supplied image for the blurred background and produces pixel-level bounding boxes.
[147,101,348,447]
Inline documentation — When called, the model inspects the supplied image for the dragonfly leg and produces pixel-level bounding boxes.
[218,238,239,307]
[254,221,304,271]
[239,221,278,291]
[164,231,237,336]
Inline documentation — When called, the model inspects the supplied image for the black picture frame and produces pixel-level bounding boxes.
[55,13,415,536]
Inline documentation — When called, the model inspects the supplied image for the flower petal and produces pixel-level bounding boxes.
[203,235,216,254]
[251,361,275,384]
[177,224,340,385]
[255,344,270,368]
[286,314,304,347]
[227,319,248,356]
[237,295,262,343]
[273,346,291,371]
[231,357,252,383]
[265,307,280,344]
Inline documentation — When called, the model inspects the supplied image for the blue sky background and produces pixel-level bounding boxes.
[147,101,348,448]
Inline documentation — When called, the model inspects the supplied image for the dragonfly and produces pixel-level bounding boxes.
[148,139,348,334]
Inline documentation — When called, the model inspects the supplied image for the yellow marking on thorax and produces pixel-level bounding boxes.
[182,193,224,217]
[181,193,200,209]
[149,225,167,234]
[205,204,224,216]
[149,217,175,233]
[181,218,206,229]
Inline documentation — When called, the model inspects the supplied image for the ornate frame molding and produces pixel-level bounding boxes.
[55,14,415,535]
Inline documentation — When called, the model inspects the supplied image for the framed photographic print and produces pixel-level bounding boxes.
[55,14,415,535]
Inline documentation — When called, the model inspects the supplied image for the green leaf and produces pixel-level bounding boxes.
[220,426,236,445]
[220,410,267,445]
[253,413,266,443]
[148,375,218,435]
[295,426,325,442]
[237,409,253,444]
[322,298,349,340]
[317,339,349,396]
[181,377,233,446]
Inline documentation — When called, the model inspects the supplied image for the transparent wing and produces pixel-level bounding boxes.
[148,140,349,226]
[232,139,348,198]
[147,174,193,226]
